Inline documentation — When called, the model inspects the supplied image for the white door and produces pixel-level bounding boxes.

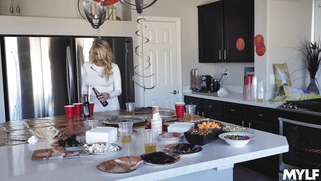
[139,17,182,109]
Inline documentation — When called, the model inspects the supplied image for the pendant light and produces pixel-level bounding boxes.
[119,0,157,14]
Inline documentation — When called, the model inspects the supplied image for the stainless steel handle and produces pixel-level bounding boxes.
[230,109,235,112]
[258,114,263,117]
[171,90,179,95]
[248,122,252,128]
[279,117,321,129]
[208,105,212,108]
[242,120,244,127]
[218,50,221,60]
[224,50,227,60]
[66,46,74,105]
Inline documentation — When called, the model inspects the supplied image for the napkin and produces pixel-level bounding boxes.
[28,136,39,144]
[217,87,228,97]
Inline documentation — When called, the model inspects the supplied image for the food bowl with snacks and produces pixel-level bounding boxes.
[222,125,247,132]
[194,119,223,139]
[218,132,255,147]
[184,128,215,146]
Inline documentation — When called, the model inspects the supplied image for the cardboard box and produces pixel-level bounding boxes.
[167,122,194,133]
[86,127,118,144]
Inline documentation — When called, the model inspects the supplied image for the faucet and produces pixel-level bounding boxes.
[219,72,228,85]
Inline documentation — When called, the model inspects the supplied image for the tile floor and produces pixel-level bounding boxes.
[234,164,276,181]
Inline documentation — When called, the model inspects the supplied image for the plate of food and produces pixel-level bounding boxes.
[222,125,247,132]
[51,134,84,151]
[83,142,121,155]
[97,156,143,173]
[158,132,183,142]
[163,143,202,155]
[160,110,176,118]
[141,151,180,166]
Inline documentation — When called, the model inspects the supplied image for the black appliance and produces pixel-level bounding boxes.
[0,35,134,121]
[212,79,220,92]
[199,75,213,93]
[278,99,321,174]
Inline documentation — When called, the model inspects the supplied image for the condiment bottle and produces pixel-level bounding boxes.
[92,87,108,107]
[83,94,90,118]
[151,113,162,134]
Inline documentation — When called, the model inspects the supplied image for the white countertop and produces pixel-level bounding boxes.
[0,125,288,181]
[184,92,283,109]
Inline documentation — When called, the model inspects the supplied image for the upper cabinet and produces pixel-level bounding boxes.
[198,0,254,63]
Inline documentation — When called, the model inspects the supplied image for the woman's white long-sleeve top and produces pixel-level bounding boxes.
[81,61,122,112]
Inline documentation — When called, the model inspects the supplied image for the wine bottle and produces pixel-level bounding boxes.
[92,87,108,107]
[83,94,90,118]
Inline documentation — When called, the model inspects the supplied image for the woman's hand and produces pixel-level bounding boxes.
[81,94,86,103]
[97,93,110,102]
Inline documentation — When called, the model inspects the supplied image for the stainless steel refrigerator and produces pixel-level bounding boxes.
[0,36,134,121]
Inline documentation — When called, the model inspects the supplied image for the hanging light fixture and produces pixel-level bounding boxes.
[119,0,157,14]
[77,0,119,29]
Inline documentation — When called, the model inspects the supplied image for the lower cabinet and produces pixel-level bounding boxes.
[241,106,279,180]
[202,99,223,120]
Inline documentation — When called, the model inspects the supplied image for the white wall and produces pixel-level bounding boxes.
[255,0,313,100]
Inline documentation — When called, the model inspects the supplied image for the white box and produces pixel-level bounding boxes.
[86,127,118,144]
[167,122,195,133]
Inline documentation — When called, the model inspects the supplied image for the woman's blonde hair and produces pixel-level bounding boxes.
[89,39,114,80]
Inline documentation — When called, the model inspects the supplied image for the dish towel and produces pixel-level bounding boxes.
[217,87,228,97]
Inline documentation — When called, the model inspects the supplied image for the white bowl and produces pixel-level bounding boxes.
[218,132,255,147]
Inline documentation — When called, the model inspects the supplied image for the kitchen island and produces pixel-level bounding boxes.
[0,113,288,181]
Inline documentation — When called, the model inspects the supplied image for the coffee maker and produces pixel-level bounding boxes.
[199,75,213,92]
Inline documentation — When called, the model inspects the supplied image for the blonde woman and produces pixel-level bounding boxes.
[81,39,122,112]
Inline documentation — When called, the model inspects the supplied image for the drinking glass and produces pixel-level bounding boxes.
[118,122,133,143]
[143,129,157,153]
[185,104,196,121]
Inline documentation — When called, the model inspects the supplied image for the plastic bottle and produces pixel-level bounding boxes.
[83,94,90,118]
[92,87,108,107]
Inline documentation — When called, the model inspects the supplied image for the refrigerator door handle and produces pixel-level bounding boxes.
[66,46,74,105]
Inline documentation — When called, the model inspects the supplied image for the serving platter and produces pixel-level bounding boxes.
[97,156,143,173]
[51,137,85,151]
[103,115,148,126]
[158,132,183,142]
[141,152,180,166]
[83,142,122,155]
[163,143,202,155]
[159,110,176,119]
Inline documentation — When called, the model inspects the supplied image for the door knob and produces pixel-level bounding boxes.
[171,90,179,95]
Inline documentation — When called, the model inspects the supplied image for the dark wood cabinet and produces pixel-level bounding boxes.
[223,102,247,125]
[198,0,254,63]
[202,99,223,120]
[198,1,224,63]
[242,106,279,180]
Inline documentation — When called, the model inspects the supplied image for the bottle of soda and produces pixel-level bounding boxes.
[92,87,108,107]
[83,94,90,118]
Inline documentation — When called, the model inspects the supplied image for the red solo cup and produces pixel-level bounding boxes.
[244,75,253,86]
[64,105,75,120]
[175,102,185,119]
[89,102,94,117]
[73,103,82,118]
